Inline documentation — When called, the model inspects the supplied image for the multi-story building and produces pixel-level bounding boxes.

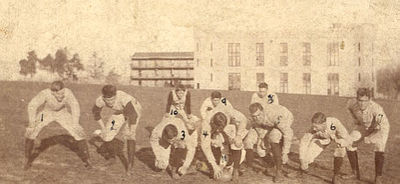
[193,23,377,97]
[130,52,195,87]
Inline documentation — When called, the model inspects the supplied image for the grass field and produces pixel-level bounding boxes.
[0,81,399,184]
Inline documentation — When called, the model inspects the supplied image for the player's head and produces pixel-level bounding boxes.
[210,112,227,134]
[50,80,65,102]
[258,82,269,97]
[102,85,117,107]
[311,112,327,132]
[356,88,371,111]
[249,103,269,125]
[161,124,179,145]
[175,84,186,99]
[211,91,222,107]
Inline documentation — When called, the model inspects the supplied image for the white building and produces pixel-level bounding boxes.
[193,23,377,97]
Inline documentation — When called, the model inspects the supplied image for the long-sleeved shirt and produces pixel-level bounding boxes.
[259,104,294,155]
[200,106,248,167]
[92,90,142,125]
[346,99,389,131]
[28,88,80,126]
[165,90,191,115]
[250,92,279,106]
[150,117,197,168]
[200,97,233,120]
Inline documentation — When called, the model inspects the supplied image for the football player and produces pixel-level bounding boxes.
[251,82,279,106]
[200,105,248,182]
[342,88,390,184]
[200,91,233,120]
[245,102,294,183]
[150,117,198,179]
[91,85,142,175]
[164,84,192,118]
[24,81,91,170]
[290,112,353,184]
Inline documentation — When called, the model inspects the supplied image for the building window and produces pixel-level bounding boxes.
[228,43,240,66]
[303,42,311,66]
[210,59,213,67]
[358,42,361,52]
[358,73,361,82]
[210,43,213,51]
[280,43,288,66]
[256,43,264,66]
[327,73,339,96]
[372,72,375,82]
[327,42,339,66]
[303,73,311,94]
[256,73,265,86]
[228,73,241,90]
[210,73,213,82]
[358,57,361,66]
[280,73,288,93]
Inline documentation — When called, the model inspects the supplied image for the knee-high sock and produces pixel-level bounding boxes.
[211,147,222,165]
[245,149,254,167]
[127,140,136,168]
[270,143,282,171]
[333,157,343,175]
[170,148,187,168]
[346,151,360,178]
[77,140,90,162]
[231,150,242,169]
[25,138,35,160]
[375,152,384,177]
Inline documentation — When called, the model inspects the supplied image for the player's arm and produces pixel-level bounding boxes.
[200,120,218,168]
[272,93,279,105]
[346,99,361,125]
[366,105,388,139]
[165,91,173,113]
[27,90,46,127]
[92,97,105,130]
[333,119,352,147]
[184,91,192,115]
[225,99,233,109]
[250,93,257,104]
[150,122,170,169]
[276,118,294,155]
[121,93,141,126]
[181,130,197,172]
[65,89,80,125]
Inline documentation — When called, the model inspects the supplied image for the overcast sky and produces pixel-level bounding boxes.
[1,0,400,80]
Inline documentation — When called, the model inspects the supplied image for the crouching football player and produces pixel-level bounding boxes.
[245,103,294,183]
[24,81,91,170]
[91,85,142,174]
[343,88,390,184]
[290,112,353,184]
[150,117,198,179]
[200,106,248,182]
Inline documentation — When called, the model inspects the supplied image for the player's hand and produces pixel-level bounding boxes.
[178,165,188,175]
[173,140,186,149]
[233,136,243,148]
[282,153,289,164]
[155,160,168,170]
[364,136,371,144]
[212,164,223,179]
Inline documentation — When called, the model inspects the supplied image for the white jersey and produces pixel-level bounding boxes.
[250,92,279,106]
[200,97,233,120]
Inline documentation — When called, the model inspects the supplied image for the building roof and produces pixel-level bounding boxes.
[131,52,194,60]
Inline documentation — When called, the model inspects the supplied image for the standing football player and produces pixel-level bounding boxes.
[91,85,142,175]
[150,117,198,179]
[200,105,248,182]
[245,102,294,183]
[200,91,233,120]
[290,112,353,184]
[342,88,390,184]
[251,82,279,106]
[24,81,91,170]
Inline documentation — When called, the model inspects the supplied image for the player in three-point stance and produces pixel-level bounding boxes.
[200,105,248,182]
[289,112,353,184]
[245,103,294,183]
[342,88,390,184]
[200,91,233,120]
[150,117,198,179]
[91,85,142,174]
[24,81,91,170]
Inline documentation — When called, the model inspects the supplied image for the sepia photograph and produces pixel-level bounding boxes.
[0,0,399,183]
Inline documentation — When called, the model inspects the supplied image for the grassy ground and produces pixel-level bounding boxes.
[0,81,399,184]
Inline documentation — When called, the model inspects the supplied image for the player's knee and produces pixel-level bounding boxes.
[268,129,282,143]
